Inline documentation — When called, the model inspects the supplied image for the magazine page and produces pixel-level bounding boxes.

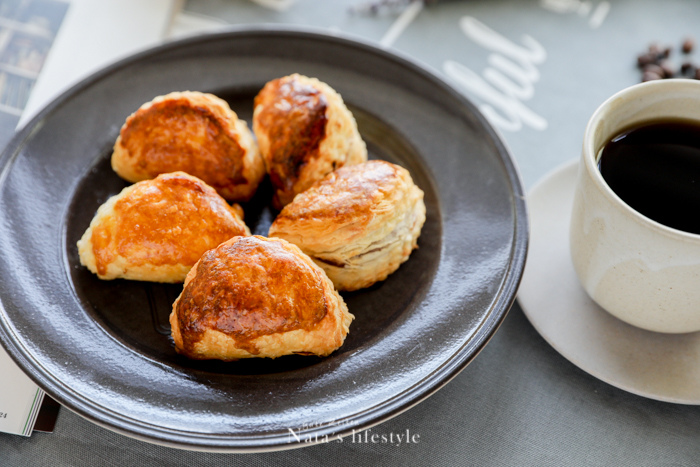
[0,0,177,436]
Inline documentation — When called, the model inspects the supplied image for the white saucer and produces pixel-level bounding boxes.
[517,159,700,404]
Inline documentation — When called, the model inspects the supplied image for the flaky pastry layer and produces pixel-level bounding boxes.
[269,160,426,291]
[170,235,353,360]
[252,74,367,208]
[77,172,249,282]
[111,91,265,202]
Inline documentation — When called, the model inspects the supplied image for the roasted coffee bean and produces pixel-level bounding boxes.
[637,52,657,68]
[636,39,696,82]
[643,63,665,77]
[683,37,695,53]
[659,60,677,78]
[642,70,663,81]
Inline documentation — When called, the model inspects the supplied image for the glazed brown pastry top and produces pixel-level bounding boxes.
[173,236,330,356]
[253,76,328,197]
[113,92,263,202]
[273,160,403,237]
[89,172,247,277]
[268,160,426,291]
[253,74,367,209]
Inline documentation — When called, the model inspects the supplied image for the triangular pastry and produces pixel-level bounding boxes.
[170,235,353,360]
[111,91,265,202]
[253,74,367,209]
[269,160,426,291]
[77,172,249,282]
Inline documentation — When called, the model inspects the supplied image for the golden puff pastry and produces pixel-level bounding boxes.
[111,91,265,202]
[77,172,250,283]
[268,160,426,292]
[252,74,367,209]
[170,235,353,360]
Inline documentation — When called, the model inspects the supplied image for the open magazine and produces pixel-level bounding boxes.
[0,0,68,153]
[0,0,68,437]
[0,0,177,437]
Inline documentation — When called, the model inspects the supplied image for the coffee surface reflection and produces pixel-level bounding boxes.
[598,120,700,235]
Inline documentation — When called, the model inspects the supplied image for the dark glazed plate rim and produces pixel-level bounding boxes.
[0,25,528,452]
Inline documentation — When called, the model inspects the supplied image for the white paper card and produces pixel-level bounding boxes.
[0,349,44,436]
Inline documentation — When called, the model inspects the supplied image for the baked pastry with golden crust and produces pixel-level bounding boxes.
[111,91,265,202]
[269,160,426,291]
[170,235,353,360]
[77,172,250,283]
[252,74,367,209]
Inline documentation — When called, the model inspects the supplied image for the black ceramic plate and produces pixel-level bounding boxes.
[0,27,527,452]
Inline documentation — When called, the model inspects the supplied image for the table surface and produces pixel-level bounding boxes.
[3,0,700,465]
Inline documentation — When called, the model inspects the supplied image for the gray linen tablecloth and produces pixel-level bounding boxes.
[2,0,700,465]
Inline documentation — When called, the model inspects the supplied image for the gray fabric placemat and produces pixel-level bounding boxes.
[3,308,700,466]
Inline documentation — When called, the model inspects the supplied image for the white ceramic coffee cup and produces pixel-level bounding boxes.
[570,79,700,333]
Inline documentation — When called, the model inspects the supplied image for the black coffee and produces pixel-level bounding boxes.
[598,120,700,234]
